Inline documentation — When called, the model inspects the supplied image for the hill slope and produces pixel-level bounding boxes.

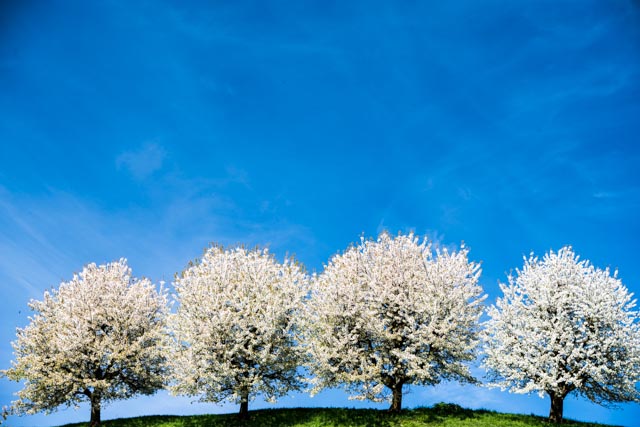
[58,404,622,427]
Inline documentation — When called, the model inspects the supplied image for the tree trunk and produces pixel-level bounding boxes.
[90,393,101,427]
[238,387,250,420]
[388,382,403,413]
[548,391,564,424]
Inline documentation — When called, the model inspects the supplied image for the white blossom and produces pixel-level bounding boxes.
[483,246,640,423]
[168,245,309,419]
[305,232,485,411]
[2,259,168,427]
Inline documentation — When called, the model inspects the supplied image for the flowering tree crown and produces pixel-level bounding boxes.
[4,259,168,426]
[483,247,640,422]
[169,245,309,416]
[306,232,484,410]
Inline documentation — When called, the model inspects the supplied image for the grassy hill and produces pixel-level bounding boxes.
[57,404,621,427]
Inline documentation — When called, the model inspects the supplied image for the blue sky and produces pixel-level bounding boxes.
[1,0,639,425]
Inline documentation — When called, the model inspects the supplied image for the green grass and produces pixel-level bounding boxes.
[56,404,621,427]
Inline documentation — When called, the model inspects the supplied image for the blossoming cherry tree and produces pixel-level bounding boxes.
[483,247,640,423]
[306,232,485,411]
[169,245,309,420]
[3,260,168,427]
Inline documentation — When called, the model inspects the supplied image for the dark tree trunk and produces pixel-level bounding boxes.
[90,393,101,427]
[238,388,250,420]
[548,391,564,424]
[388,382,403,413]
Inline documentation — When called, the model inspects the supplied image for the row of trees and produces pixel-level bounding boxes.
[2,232,640,426]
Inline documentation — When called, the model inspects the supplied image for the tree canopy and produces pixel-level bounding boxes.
[168,245,309,419]
[3,259,168,427]
[483,246,640,423]
[305,232,485,411]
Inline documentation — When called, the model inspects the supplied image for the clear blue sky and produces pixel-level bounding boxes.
[1,1,639,426]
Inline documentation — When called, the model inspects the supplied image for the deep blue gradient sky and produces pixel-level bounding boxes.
[1,1,640,426]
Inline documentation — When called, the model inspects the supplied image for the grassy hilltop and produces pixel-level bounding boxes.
[58,404,621,427]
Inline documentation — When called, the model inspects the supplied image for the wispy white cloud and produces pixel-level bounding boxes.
[0,158,318,295]
[0,188,75,299]
[116,142,166,180]
[593,191,617,199]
